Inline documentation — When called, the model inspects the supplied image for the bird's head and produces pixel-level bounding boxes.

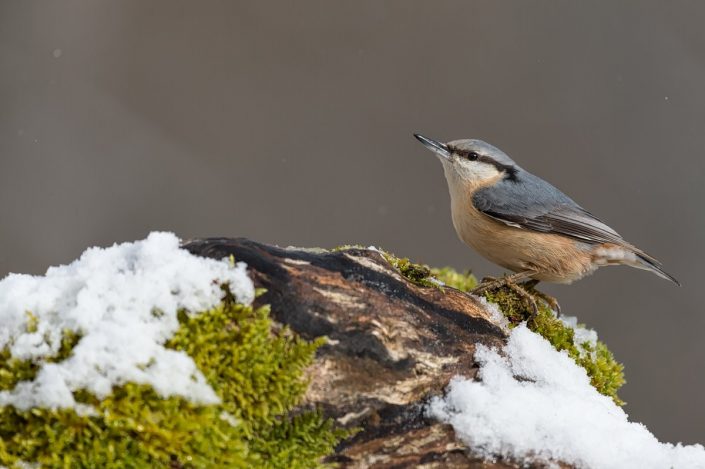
[414,133,519,186]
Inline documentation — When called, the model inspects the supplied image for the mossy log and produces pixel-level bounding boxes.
[184,238,569,468]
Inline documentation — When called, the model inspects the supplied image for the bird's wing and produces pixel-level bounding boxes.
[471,172,626,246]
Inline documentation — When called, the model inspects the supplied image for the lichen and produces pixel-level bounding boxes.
[0,293,347,468]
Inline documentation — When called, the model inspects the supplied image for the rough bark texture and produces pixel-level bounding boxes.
[183,238,556,468]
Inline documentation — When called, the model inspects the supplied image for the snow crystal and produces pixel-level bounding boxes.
[428,324,705,469]
[0,232,254,410]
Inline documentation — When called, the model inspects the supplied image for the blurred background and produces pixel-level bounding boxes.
[1,0,703,444]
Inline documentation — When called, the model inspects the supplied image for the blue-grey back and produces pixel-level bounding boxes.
[472,169,625,245]
[473,170,577,217]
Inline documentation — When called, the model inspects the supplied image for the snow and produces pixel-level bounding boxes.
[0,232,254,410]
[428,276,445,287]
[474,295,509,332]
[428,324,705,469]
[560,315,598,350]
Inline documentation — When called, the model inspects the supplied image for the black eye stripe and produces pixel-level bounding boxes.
[447,146,479,161]
[447,146,519,181]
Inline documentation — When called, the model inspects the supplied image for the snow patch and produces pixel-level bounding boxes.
[474,295,509,331]
[560,315,598,350]
[428,324,705,469]
[0,232,254,410]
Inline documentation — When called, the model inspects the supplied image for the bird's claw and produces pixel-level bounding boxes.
[531,289,562,316]
[522,279,562,316]
[471,274,561,322]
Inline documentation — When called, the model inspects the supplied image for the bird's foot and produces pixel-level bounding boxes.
[471,275,502,295]
[522,280,562,317]
[471,273,540,321]
[471,270,535,295]
[505,282,540,321]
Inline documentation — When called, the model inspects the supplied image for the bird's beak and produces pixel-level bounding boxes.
[413,133,451,160]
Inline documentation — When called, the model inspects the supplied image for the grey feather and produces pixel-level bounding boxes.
[472,170,625,246]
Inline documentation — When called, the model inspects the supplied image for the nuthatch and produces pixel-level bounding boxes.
[414,133,679,312]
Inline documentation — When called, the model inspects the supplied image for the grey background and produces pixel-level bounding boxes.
[1,1,703,444]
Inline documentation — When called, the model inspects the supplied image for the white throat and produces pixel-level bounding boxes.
[440,158,502,194]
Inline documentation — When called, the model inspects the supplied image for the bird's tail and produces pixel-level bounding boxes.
[595,244,681,286]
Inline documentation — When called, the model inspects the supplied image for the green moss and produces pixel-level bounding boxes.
[380,252,438,288]
[0,297,347,468]
[429,267,478,292]
[0,328,81,392]
[378,251,480,292]
[484,285,625,405]
[574,341,625,405]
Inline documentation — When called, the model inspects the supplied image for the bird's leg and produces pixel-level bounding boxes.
[473,275,499,292]
[504,281,540,320]
[522,279,562,317]
[472,270,537,295]
[472,270,540,321]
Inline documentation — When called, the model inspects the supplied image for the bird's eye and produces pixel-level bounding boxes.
[467,151,479,161]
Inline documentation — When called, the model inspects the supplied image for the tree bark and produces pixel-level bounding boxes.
[184,238,556,468]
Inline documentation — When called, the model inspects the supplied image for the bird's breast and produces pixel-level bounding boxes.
[448,188,596,283]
